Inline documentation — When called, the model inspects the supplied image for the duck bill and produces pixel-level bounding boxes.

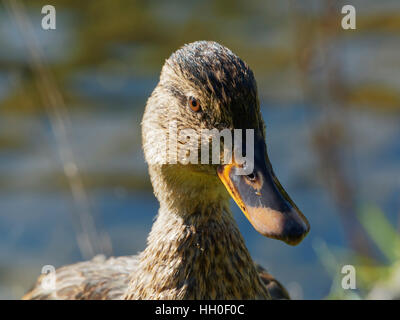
[217,136,310,245]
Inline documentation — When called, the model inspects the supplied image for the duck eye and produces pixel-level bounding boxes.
[188,96,201,112]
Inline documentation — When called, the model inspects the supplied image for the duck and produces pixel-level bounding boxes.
[23,41,309,300]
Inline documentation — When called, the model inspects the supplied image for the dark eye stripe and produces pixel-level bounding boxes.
[162,84,187,106]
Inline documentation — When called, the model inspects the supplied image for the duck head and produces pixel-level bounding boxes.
[142,41,309,245]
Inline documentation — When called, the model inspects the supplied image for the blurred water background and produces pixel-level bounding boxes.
[0,0,399,299]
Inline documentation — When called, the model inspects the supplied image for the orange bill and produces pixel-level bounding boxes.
[217,135,310,245]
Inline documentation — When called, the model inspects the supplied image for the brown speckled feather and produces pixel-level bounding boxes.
[23,255,139,300]
[23,255,288,300]
[256,265,290,300]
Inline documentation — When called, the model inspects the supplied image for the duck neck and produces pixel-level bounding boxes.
[125,165,270,299]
